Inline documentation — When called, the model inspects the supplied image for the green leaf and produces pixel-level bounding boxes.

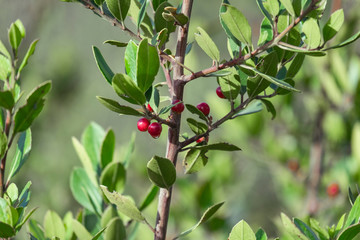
[194,142,241,151]
[137,39,160,92]
[94,0,105,6]
[258,18,273,46]
[70,168,102,215]
[0,51,11,82]
[0,222,15,238]
[302,18,321,49]
[155,2,176,33]
[147,156,176,189]
[218,72,241,101]
[281,213,308,240]
[261,99,276,119]
[44,211,66,239]
[263,0,279,17]
[82,122,106,166]
[101,206,118,228]
[309,218,329,240]
[338,223,360,240]
[152,0,166,10]
[104,217,126,240]
[97,96,143,116]
[205,69,232,77]
[220,4,252,46]
[187,118,208,135]
[185,104,207,122]
[100,129,115,169]
[345,196,360,228]
[28,219,46,240]
[100,162,126,193]
[13,81,51,133]
[194,27,220,62]
[15,207,37,231]
[103,40,128,47]
[72,219,92,240]
[122,132,136,168]
[184,148,208,174]
[112,73,146,105]
[158,101,181,115]
[139,185,159,211]
[156,28,168,49]
[174,202,224,239]
[279,0,295,15]
[286,53,305,78]
[0,198,12,224]
[18,39,39,74]
[324,30,360,50]
[93,46,114,85]
[137,0,149,30]
[18,181,32,208]
[228,220,256,240]
[240,64,300,92]
[8,22,22,54]
[256,0,273,24]
[105,0,131,22]
[294,218,319,240]
[323,9,344,43]
[255,228,268,240]
[124,40,138,83]
[7,129,31,181]
[14,19,25,38]
[232,100,263,118]
[0,130,7,160]
[5,183,18,203]
[276,43,326,56]
[100,185,145,222]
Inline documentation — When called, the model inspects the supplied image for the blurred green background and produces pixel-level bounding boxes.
[1,0,360,239]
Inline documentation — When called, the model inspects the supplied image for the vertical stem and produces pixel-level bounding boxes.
[154,1,193,239]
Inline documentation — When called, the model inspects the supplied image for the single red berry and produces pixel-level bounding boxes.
[196,102,210,116]
[147,104,153,112]
[196,137,205,143]
[216,86,226,99]
[137,118,150,132]
[327,183,340,198]
[148,122,162,139]
[172,100,184,113]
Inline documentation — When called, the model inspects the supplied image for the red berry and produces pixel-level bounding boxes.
[216,87,226,99]
[327,183,340,198]
[148,122,162,139]
[196,137,205,143]
[147,104,153,112]
[137,118,150,132]
[196,102,210,116]
[171,100,184,113]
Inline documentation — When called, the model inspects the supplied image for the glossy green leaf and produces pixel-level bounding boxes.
[280,0,295,15]
[7,129,31,181]
[13,81,51,133]
[70,168,102,215]
[112,73,146,105]
[44,211,66,239]
[184,148,208,174]
[105,0,131,22]
[97,96,143,117]
[174,202,224,239]
[232,100,263,118]
[323,9,344,43]
[137,0,149,30]
[345,196,360,228]
[324,30,360,50]
[338,223,360,240]
[103,40,128,47]
[14,19,25,38]
[72,219,92,240]
[139,185,159,211]
[137,39,160,92]
[155,2,176,33]
[187,118,208,135]
[185,104,207,122]
[255,228,267,240]
[220,4,252,46]
[100,162,126,193]
[147,156,176,189]
[195,27,220,62]
[124,40,138,83]
[256,0,273,24]
[18,181,32,208]
[261,99,276,119]
[303,18,321,49]
[93,46,114,85]
[286,53,305,78]
[263,0,279,17]
[294,218,319,240]
[228,220,256,240]
[194,142,241,151]
[8,22,22,54]
[220,1,242,47]
[100,185,145,221]
[104,217,126,240]
[100,129,115,169]
[18,39,39,74]
[0,222,15,238]
[281,213,308,240]
[5,183,18,203]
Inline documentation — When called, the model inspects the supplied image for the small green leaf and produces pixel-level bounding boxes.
[255,228,268,240]
[139,185,159,211]
[100,162,126,193]
[5,183,18,203]
[137,39,160,92]
[228,220,256,240]
[323,9,344,43]
[14,19,25,38]
[44,211,66,240]
[155,2,176,33]
[100,129,115,169]
[0,51,11,82]
[286,53,305,78]
[72,219,92,240]
[185,104,207,122]
[18,39,39,74]
[279,0,295,16]
[195,27,220,62]
[294,218,319,240]
[174,202,224,239]
[258,18,273,46]
[105,0,131,22]
[261,99,276,120]
[93,46,114,85]
[15,207,37,231]
[124,40,138,83]
[104,217,126,240]
[147,156,176,189]
[220,4,252,46]
[277,43,326,56]
[183,148,208,174]
[97,96,143,116]
[324,30,360,50]
[18,181,32,208]
[204,70,232,77]
[256,0,273,24]
[13,81,51,133]
[194,142,241,151]
[8,22,22,54]
[263,0,279,17]
[0,222,15,238]
[0,130,7,160]
[232,100,263,118]
[156,28,168,49]
[218,72,241,101]
[158,101,181,115]
[137,0,149,30]
[103,40,128,47]
[187,118,208,135]
[7,129,31,181]
[0,198,12,224]
[281,213,308,240]
[112,73,146,105]
[100,185,145,222]
[303,18,321,49]
[309,218,329,239]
